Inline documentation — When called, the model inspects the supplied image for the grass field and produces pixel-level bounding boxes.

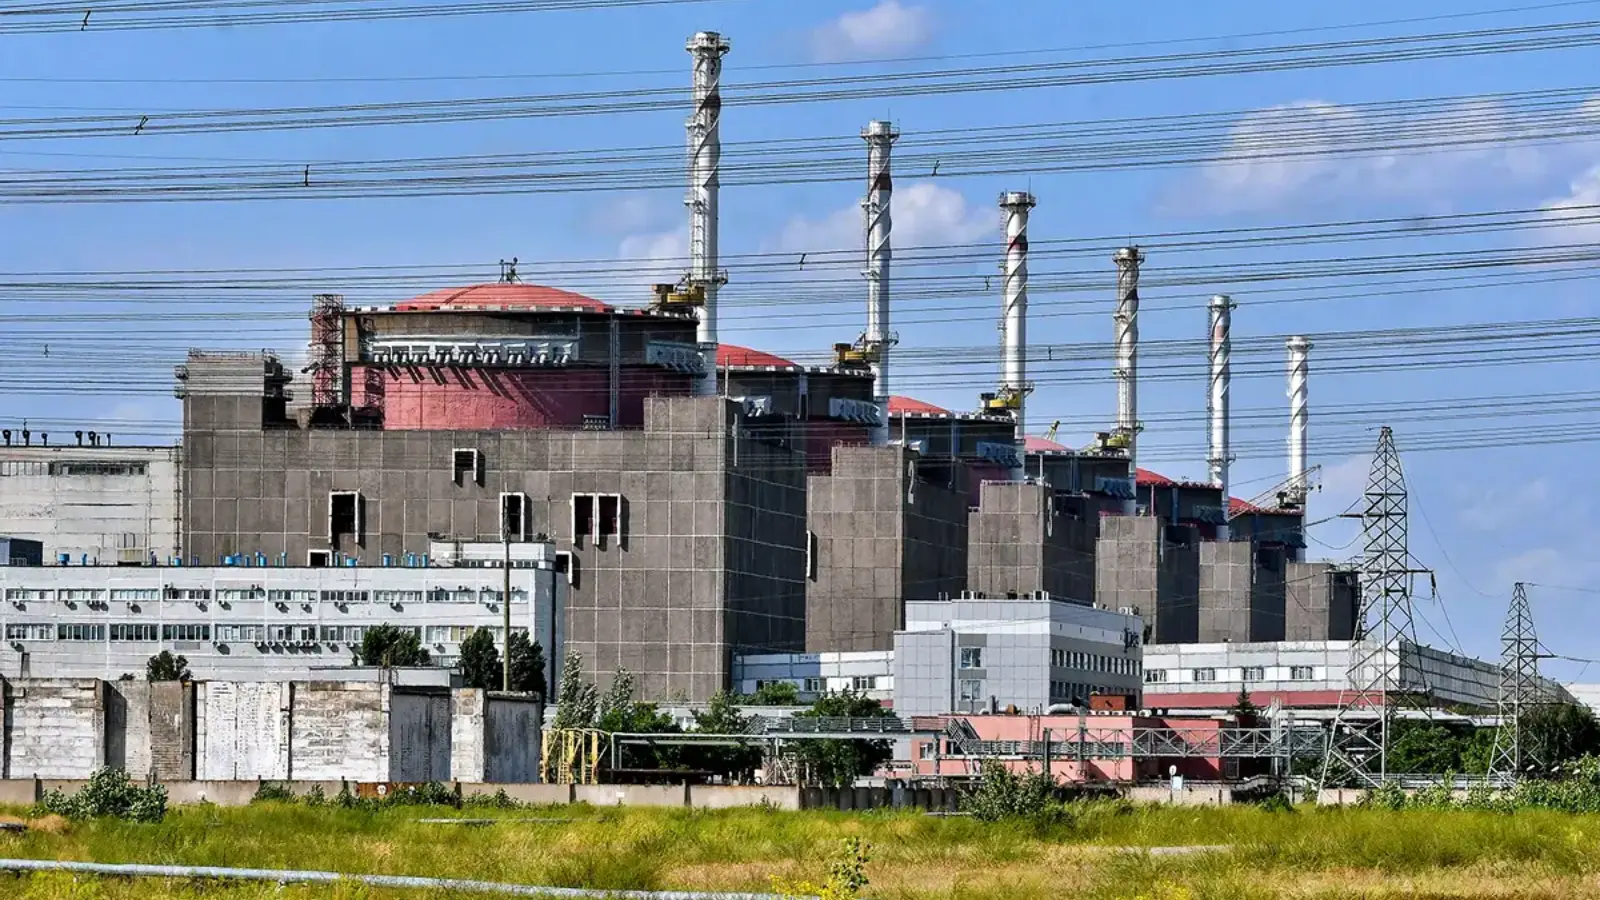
[5,801,1600,898]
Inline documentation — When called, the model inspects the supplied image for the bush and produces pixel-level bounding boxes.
[39,768,167,822]
[464,788,521,810]
[772,838,870,900]
[964,761,1065,823]
[252,782,296,803]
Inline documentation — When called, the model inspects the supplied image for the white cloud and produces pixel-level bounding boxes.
[1540,164,1600,245]
[811,0,932,62]
[1492,546,1568,589]
[590,193,666,236]
[1459,479,1552,531]
[1183,96,1590,214]
[773,181,994,252]
[617,225,688,290]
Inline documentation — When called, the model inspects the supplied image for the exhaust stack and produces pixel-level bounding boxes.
[863,120,899,445]
[686,31,731,396]
[1113,247,1144,514]
[999,191,1037,479]
[1207,295,1236,540]
[1286,335,1312,508]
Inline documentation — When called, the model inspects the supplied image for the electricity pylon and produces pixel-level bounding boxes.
[1488,582,1542,781]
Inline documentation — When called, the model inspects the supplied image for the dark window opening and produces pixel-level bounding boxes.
[572,494,595,541]
[329,491,363,546]
[453,449,482,486]
[555,551,578,588]
[501,492,530,542]
[597,494,621,538]
[308,550,332,568]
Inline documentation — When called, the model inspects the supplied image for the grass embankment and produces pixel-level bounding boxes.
[5,801,1600,898]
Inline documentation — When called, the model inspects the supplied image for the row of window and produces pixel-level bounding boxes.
[1143,665,1317,684]
[0,460,148,477]
[4,621,522,645]
[1049,681,1104,702]
[752,676,880,694]
[4,587,527,604]
[1050,648,1140,677]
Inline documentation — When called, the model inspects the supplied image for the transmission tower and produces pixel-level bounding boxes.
[1489,582,1543,781]
[1319,426,1431,789]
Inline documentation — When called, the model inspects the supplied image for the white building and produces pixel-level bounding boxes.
[0,443,181,566]
[0,541,563,685]
[732,650,893,704]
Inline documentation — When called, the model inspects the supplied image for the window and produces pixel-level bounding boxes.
[329,491,364,546]
[5,588,53,602]
[958,647,983,669]
[571,493,624,544]
[425,625,476,644]
[48,461,147,477]
[958,679,984,709]
[1289,665,1315,681]
[572,494,595,541]
[805,531,818,581]
[59,588,103,602]
[216,624,263,642]
[1241,666,1265,682]
[1144,669,1167,684]
[308,549,333,567]
[57,623,106,641]
[803,677,824,693]
[480,588,504,605]
[852,676,878,690]
[0,460,48,476]
[110,588,158,602]
[166,587,211,601]
[555,551,577,587]
[111,623,158,641]
[216,587,265,601]
[321,590,370,605]
[321,625,368,643]
[5,623,53,641]
[1192,668,1217,683]
[500,492,532,542]
[1050,648,1064,667]
[376,590,424,606]
[598,494,622,538]
[452,448,483,486]
[162,624,211,642]
[268,623,318,642]
[268,589,314,604]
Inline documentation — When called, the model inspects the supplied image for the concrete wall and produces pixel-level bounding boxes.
[0,445,182,566]
[1286,562,1358,642]
[1198,542,1250,643]
[1096,518,1199,645]
[806,445,968,653]
[1,678,106,779]
[197,681,290,780]
[968,482,1099,605]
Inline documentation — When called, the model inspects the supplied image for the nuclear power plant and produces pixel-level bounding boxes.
[6,28,1392,712]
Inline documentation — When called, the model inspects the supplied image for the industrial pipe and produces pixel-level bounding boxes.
[1286,335,1312,508]
[1113,247,1144,514]
[0,858,805,900]
[1207,295,1235,540]
[999,191,1037,480]
[686,31,731,397]
[863,120,899,445]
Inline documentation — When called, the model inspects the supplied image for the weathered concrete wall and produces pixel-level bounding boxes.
[450,690,489,783]
[149,681,196,780]
[1199,542,1251,643]
[104,681,153,776]
[573,783,689,807]
[197,681,289,780]
[291,682,388,782]
[389,689,451,783]
[2,679,105,779]
[484,693,542,784]
[688,784,801,809]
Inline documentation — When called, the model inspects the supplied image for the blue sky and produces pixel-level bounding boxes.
[2,0,1598,675]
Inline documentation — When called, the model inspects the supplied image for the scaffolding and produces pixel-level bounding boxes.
[541,728,608,785]
[307,293,345,408]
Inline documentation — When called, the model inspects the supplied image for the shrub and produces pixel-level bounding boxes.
[464,788,520,810]
[772,838,870,900]
[252,782,296,804]
[39,768,167,822]
[964,761,1065,823]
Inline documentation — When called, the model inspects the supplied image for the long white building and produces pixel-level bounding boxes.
[0,443,182,566]
[0,541,564,684]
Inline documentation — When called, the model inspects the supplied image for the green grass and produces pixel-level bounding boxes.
[6,801,1600,898]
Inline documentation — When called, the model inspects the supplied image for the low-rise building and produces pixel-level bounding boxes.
[0,443,181,565]
[0,541,563,685]
[731,650,893,704]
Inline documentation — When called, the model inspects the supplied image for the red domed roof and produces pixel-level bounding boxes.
[1024,435,1069,453]
[889,395,950,415]
[395,283,611,312]
[718,344,797,368]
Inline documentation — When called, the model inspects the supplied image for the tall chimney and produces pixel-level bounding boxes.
[1113,247,1144,514]
[999,191,1037,479]
[863,120,899,445]
[1286,335,1312,508]
[1207,295,1236,540]
[686,31,731,397]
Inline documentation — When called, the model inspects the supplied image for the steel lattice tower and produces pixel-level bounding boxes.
[1489,582,1542,780]
[1319,426,1429,789]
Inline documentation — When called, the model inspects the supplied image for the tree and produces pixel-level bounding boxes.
[687,690,762,782]
[1229,687,1260,728]
[507,631,547,697]
[789,690,894,788]
[552,651,598,730]
[749,681,800,706]
[1523,703,1600,774]
[146,651,190,683]
[458,628,547,696]
[357,624,431,668]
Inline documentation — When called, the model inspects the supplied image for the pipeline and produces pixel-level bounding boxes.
[0,858,808,900]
